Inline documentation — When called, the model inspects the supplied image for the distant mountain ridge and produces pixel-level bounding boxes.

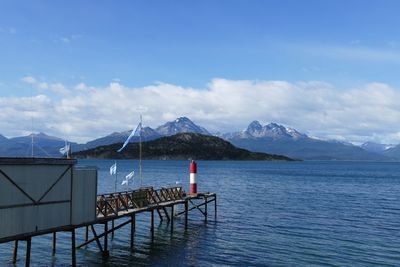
[223,121,307,140]
[222,121,391,161]
[383,144,400,160]
[0,117,398,161]
[73,133,294,161]
[360,141,394,154]
[0,132,79,157]
[155,117,210,136]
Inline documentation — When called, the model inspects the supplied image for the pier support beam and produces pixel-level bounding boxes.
[12,240,18,264]
[170,205,174,235]
[130,214,135,249]
[85,226,89,243]
[150,210,154,240]
[71,229,76,267]
[111,219,115,239]
[52,232,56,255]
[26,237,31,267]
[184,200,188,229]
[214,195,217,220]
[90,225,104,255]
[103,223,109,258]
[205,196,208,223]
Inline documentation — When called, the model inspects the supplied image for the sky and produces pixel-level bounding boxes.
[0,0,400,144]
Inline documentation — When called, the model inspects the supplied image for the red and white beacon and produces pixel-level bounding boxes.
[190,160,197,194]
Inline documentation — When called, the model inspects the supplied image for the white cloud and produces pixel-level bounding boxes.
[2,79,400,144]
[21,76,69,95]
[21,76,37,84]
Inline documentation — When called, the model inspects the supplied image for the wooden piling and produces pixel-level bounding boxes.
[52,232,56,255]
[85,226,89,243]
[130,214,135,249]
[205,196,208,222]
[12,240,18,264]
[214,195,217,220]
[71,229,76,267]
[184,200,188,229]
[111,219,115,239]
[171,205,174,235]
[150,210,154,239]
[26,237,31,267]
[103,223,109,258]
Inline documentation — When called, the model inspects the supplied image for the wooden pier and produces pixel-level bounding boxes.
[2,186,216,266]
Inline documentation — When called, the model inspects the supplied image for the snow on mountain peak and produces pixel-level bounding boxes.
[242,121,307,139]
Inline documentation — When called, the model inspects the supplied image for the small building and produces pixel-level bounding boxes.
[0,158,97,242]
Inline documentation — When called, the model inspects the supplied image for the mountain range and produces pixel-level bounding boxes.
[223,121,391,161]
[1,117,399,160]
[73,132,294,161]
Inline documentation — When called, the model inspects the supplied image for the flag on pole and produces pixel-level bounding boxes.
[110,163,117,176]
[126,170,135,180]
[121,170,135,186]
[59,144,70,155]
[117,122,142,152]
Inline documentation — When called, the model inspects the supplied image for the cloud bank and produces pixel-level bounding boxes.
[1,78,399,144]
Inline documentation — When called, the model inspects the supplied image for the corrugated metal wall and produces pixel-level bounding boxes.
[71,168,97,225]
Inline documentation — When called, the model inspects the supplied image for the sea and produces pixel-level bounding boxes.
[1,160,400,266]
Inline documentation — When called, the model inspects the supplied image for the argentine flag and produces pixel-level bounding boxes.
[110,162,117,176]
[59,143,70,155]
[121,170,135,186]
[117,122,142,152]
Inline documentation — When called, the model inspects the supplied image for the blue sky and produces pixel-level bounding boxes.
[1,1,400,143]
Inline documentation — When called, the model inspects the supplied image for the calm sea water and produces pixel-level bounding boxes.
[1,160,400,266]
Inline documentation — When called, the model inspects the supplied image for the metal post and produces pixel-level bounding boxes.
[103,223,109,258]
[71,229,76,267]
[139,114,143,187]
[184,200,188,229]
[52,232,56,255]
[26,237,31,267]
[150,209,154,239]
[130,214,135,249]
[12,240,18,264]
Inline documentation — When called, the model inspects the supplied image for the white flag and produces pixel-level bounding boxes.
[117,122,142,152]
[59,144,70,155]
[126,170,135,180]
[121,170,135,186]
[110,163,117,175]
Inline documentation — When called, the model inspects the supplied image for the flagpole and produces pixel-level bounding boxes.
[114,161,117,193]
[139,114,143,188]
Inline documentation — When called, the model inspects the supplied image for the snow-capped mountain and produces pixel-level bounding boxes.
[224,121,307,140]
[383,144,400,160]
[155,117,210,136]
[0,118,396,161]
[223,121,389,161]
[360,142,394,154]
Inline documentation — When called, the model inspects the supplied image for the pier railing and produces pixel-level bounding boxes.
[96,186,185,218]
